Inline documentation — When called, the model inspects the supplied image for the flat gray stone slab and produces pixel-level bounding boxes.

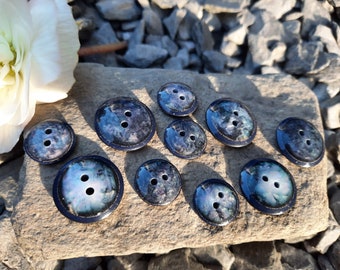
[12,63,328,261]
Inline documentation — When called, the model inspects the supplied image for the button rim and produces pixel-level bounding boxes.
[53,155,124,223]
[239,158,297,215]
[206,98,257,147]
[94,97,156,152]
[23,119,76,165]
[157,82,198,117]
[193,178,239,226]
[134,159,182,206]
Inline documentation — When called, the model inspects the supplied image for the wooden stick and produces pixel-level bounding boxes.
[78,41,128,56]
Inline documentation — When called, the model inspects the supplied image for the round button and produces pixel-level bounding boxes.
[240,158,296,215]
[95,97,156,151]
[193,179,239,226]
[206,98,257,147]
[164,119,207,159]
[23,119,76,165]
[134,159,181,206]
[157,82,198,117]
[53,155,124,223]
[276,117,324,167]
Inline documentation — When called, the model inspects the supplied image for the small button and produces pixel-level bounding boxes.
[193,179,239,226]
[276,117,324,167]
[157,82,198,117]
[134,159,181,206]
[164,119,207,159]
[240,158,296,215]
[53,155,124,223]
[95,97,156,151]
[23,119,76,165]
[206,98,257,147]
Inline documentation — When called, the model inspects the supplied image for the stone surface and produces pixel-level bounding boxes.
[231,242,282,270]
[251,0,296,20]
[277,242,319,270]
[95,0,141,21]
[304,211,340,254]
[321,95,340,129]
[326,240,340,270]
[123,44,168,68]
[163,8,187,40]
[12,63,328,261]
[204,0,250,13]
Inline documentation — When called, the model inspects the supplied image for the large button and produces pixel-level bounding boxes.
[164,119,207,159]
[134,159,181,205]
[240,158,296,215]
[53,155,124,223]
[157,82,198,117]
[276,117,324,167]
[193,179,239,226]
[95,97,156,151]
[23,119,76,165]
[206,98,257,147]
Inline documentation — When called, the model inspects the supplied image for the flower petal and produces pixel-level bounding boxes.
[29,0,61,87]
[31,0,80,103]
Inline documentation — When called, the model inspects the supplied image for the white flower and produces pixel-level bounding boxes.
[0,0,79,154]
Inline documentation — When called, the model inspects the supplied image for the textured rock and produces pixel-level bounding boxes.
[326,240,340,270]
[311,25,340,56]
[163,8,187,40]
[123,44,168,68]
[277,242,319,270]
[204,0,250,13]
[12,63,328,261]
[231,242,282,269]
[321,95,340,129]
[251,0,296,20]
[95,0,141,21]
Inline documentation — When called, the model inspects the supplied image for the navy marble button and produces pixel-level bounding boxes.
[276,117,324,167]
[95,97,156,151]
[164,119,207,159]
[157,82,198,117]
[53,155,124,223]
[193,179,239,226]
[134,159,181,206]
[206,98,257,147]
[23,119,76,165]
[240,158,296,215]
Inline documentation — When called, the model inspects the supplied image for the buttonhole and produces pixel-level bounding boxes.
[45,128,52,134]
[44,140,51,147]
[233,111,239,116]
[86,187,94,195]
[299,130,305,136]
[262,176,268,182]
[218,192,224,198]
[232,120,238,127]
[81,175,89,182]
[125,111,132,117]
[274,182,280,188]
[213,202,219,209]
[306,139,311,145]
[179,96,185,100]
[173,89,178,93]
[179,131,185,136]
[151,178,158,185]
[190,135,196,141]
[121,121,128,128]
[162,175,168,180]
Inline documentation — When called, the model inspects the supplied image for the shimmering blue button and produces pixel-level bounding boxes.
[53,155,124,223]
[206,98,257,147]
[23,119,76,165]
[164,119,207,159]
[135,159,181,206]
[95,97,156,151]
[193,179,239,226]
[240,158,296,215]
[157,82,198,116]
[276,117,324,167]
